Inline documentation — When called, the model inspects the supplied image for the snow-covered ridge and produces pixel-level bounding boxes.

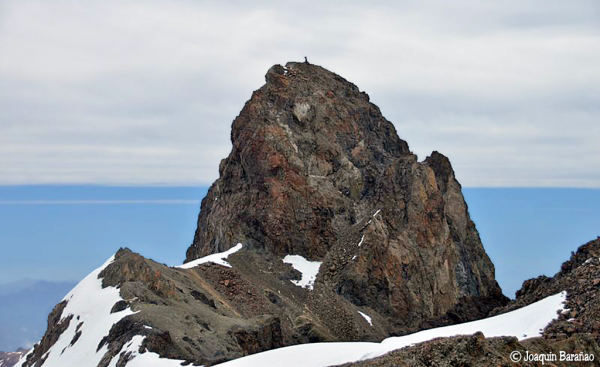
[16,255,192,367]
[282,255,322,290]
[16,256,135,367]
[178,243,243,269]
[216,291,567,367]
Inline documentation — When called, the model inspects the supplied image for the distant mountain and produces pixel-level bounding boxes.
[0,280,76,352]
[0,280,37,296]
[0,348,29,367]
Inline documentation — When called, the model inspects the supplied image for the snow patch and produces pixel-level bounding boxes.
[178,243,243,269]
[283,255,322,290]
[107,335,186,367]
[582,257,596,266]
[358,235,365,247]
[16,256,136,367]
[373,209,381,217]
[15,349,33,367]
[352,255,357,260]
[358,311,372,326]
[216,291,567,367]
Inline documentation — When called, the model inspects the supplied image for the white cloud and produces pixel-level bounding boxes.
[0,0,598,186]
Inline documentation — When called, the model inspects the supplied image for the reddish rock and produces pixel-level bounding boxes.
[186,61,507,332]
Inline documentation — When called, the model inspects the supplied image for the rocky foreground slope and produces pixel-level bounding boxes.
[342,238,600,366]
[19,61,520,366]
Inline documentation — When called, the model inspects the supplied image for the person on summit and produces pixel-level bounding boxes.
[304,56,309,64]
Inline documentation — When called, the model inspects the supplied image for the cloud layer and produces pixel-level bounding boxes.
[1,0,599,187]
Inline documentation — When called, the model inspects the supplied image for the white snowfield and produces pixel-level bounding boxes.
[15,256,187,367]
[107,335,185,367]
[15,256,135,367]
[178,243,243,269]
[215,291,567,367]
[282,255,323,290]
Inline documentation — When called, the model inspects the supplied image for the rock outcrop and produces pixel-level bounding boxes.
[344,238,600,366]
[186,61,507,332]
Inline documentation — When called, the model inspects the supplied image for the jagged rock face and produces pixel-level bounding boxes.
[188,61,409,260]
[348,238,600,366]
[186,61,506,330]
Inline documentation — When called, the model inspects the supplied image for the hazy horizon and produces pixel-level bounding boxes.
[1,185,598,300]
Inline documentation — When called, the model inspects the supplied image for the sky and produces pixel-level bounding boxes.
[0,186,598,300]
[0,0,599,187]
[0,1,599,306]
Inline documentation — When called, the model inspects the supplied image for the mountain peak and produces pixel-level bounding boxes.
[186,61,506,331]
[20,63,515,367]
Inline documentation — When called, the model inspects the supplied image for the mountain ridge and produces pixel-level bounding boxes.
[23,61,584,366]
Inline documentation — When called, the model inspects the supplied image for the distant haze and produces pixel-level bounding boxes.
[0,280,77,351]
[0,0,599,187]
[1,186,599,298]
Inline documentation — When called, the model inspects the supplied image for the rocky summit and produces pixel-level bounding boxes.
[19,62,514,367]
[186,61,508,331]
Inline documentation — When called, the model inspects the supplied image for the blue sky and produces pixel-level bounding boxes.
[463,188,599,296]
[0,186,205,283]
[0,186,598,298]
